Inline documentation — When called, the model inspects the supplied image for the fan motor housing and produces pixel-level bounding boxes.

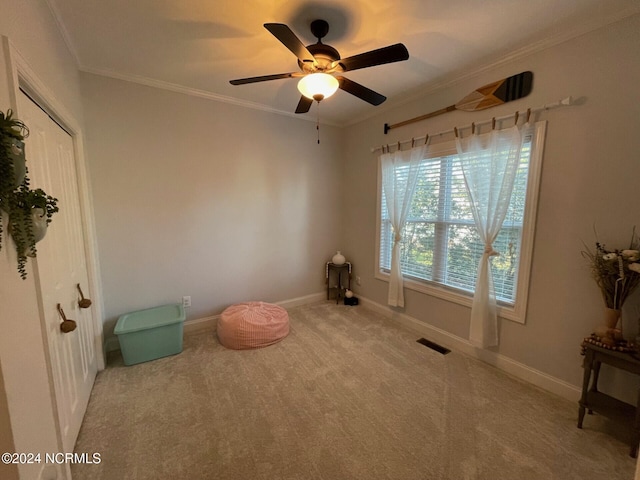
[299,43,341,73]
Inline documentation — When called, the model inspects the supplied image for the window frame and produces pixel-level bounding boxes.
[374,121,546,324]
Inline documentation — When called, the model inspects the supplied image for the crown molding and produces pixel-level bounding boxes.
[43,0,82,69]
[81,66,342,127]
[343,7,640,128]
[50,3,639,129]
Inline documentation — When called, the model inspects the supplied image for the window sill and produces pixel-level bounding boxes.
[374,271,524,324]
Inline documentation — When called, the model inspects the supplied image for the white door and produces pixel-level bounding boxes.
[17,91,98,453]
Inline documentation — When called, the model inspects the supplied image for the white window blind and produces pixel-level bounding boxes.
[379,131,535,306]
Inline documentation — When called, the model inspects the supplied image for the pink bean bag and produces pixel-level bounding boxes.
[217,302,289,350]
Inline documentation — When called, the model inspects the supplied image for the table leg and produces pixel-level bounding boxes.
[578,350,594,428]
[632,387,640,458]
[326,264,330,300]
[578,406,586,428]
[591,360,602,392]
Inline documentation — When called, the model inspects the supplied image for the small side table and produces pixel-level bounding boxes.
[326,262,351,304]
[578,342,640,457]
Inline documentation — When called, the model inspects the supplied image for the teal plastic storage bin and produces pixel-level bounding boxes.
[115,304,185,366]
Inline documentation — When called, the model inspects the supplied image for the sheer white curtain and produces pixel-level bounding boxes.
[455,125,523,347]
[380,143,428,307]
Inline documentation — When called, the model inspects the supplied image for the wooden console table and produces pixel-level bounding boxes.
[578,342,640,457]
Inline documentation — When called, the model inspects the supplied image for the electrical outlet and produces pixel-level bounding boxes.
[182,296,191,308]
[356,276,361,286]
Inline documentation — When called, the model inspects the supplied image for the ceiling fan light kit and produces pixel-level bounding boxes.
[229,19,409,114]
[297,73,339,102]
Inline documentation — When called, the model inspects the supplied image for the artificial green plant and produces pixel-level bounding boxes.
[1,109,59,278]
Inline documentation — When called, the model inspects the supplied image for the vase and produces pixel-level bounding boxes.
[8,207,48,257]
[332,251,345,265]
[604,307,621,329]
[31,208,47,242]
[595,308,622,346]
[24,208,48,257]
[8,138,26,186]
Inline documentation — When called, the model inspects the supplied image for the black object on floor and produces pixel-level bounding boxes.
[416,337,451,355]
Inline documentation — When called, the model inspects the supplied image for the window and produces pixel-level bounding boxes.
[376,122,546,322]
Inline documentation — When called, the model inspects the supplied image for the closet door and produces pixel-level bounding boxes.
[17,91,98,453]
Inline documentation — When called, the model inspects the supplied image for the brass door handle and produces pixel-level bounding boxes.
[57,304,77,333]
[77,284,92,309]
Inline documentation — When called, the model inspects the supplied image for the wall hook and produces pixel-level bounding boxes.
[77,284,92,309]
[57,303,77,333]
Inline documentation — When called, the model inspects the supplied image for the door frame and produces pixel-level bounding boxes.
[2,36,105,370]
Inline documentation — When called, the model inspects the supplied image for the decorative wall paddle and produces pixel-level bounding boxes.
[384,71,533,134]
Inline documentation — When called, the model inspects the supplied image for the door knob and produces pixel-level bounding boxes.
[77,284,92,309]
[57,304,77,333]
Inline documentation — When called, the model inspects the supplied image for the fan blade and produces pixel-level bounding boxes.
[336,77,386,106]
[264,23,316,64]
[335,43,409,72]
[295,96,313,114]
[230,72,302,85]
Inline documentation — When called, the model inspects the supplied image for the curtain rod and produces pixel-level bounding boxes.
[370,96,574,154]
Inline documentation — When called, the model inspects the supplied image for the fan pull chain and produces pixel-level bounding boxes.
[316,101,321,144]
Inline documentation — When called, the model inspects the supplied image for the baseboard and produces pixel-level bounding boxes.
[275,291,326,309]
[104,335,120,353]
[184,315,218,335]
[182,292,326,334]
[357,295,581,403]
[104,291,326,352]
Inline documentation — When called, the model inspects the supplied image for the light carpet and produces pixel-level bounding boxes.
[72,302,636,479]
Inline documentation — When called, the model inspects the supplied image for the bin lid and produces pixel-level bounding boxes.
[115,304,185,334]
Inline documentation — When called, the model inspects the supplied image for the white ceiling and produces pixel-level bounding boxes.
[47,0,639,126]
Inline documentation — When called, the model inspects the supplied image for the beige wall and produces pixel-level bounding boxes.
[343,14,640,401]
[80,73,345,337]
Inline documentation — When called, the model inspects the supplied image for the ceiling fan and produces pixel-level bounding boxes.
[229,19,409,114]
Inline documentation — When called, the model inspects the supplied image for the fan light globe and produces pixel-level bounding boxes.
[297,73,339,102]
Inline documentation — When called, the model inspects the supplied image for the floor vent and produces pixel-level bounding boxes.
[416,338,451,355]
